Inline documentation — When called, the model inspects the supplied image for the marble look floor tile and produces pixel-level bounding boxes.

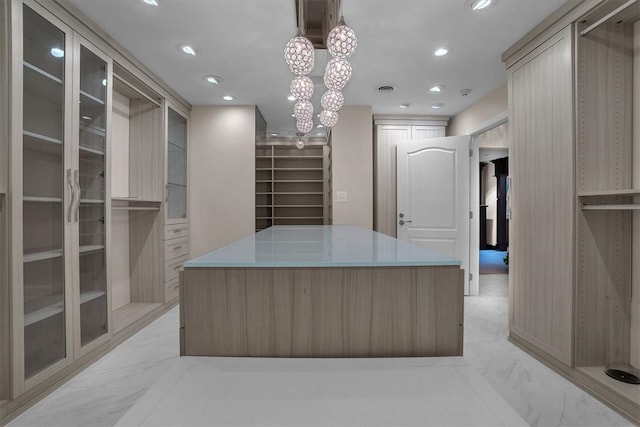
[464,275,634,427]
[8,386,145,427]
[117,357,526,427]
[65,344,179,389]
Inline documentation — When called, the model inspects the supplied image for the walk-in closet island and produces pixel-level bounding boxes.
[180,225,464,358]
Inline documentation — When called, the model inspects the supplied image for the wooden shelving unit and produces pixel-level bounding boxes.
[574,3,640,417]
[255,144,331,231]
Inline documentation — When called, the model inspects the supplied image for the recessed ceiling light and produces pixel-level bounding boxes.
[204,75,223,85]
[101,79,107,87]
[180,45,197,56]
[287,95,296,101]
[399,103,410,109]
[315,133,324,136]
[432,103,445,110]
[317,124,324,128]
[82,116,92,120]
[222,95,234,101]
[292,113,296,118]
[471,0,492,10]
[429,85,445,93]
[377,85,394,93]
[434,48,449,57]
[143,0,159,5]
[50,47,64,58]
[271,133,279,136]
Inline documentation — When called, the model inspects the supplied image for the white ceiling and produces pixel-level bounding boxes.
[62,0,567,137]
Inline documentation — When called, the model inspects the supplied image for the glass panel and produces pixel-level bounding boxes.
[167,108,187,219]
[22,5,66,378]
[78,46,107,346]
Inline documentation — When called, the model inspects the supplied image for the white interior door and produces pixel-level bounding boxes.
[397,136,470,293]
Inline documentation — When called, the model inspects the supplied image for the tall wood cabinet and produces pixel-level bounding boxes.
[505,1,640,422]
[1,1,190,422]
[373,116,448,237]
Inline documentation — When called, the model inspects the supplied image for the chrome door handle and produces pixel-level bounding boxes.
[67,169,75,222]
[74,169,81,222]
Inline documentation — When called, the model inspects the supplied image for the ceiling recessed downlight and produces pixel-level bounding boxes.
[271,133,279,136]
[399,103,410,109]
[429,85,445,93]
[222,95,234,101]
[180,45,197,56]
[204,75,223,84]
[143,0,159,5]
[317,124,324,128]
[471,0,492,10]
[432,103,445,110]
[377,85,394,93]
[287,95,296,101]
[434,48,449,57]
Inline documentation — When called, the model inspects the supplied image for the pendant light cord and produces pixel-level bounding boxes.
[298,0,304,36]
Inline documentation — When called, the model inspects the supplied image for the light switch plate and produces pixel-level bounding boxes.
[336,191,348,202]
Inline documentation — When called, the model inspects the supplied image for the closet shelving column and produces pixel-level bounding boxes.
[255,145,273,231]
[110,64,164,334]
[575,3,640,417]
[272,144,326,226]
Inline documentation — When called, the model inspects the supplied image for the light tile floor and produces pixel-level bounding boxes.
[8,275,634,427]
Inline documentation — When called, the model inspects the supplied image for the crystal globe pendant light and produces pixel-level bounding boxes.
[319,109,339,128]
[319,11,357,128]
[296,119,313,134]
[294,100,314,121]
[327,18,357,59]
[284,33,314,76]
[290,76,314,101]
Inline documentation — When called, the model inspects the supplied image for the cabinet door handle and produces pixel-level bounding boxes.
[74,169,81,222]
[173,246,182,251]
[67,169,75,222]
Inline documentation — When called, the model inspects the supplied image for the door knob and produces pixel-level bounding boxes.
[399,220,412,225]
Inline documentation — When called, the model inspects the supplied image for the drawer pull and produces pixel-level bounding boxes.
[173,246,182,251]
[173,229,182,233]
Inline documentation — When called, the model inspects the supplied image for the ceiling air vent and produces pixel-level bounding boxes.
[377,85,394,93]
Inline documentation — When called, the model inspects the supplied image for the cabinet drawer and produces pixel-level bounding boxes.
[165,223,189,240]
[165,255,188,283]
[165,278,179,302]
[165,237,189,261]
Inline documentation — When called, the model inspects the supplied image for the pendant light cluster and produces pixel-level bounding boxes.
[284,0,357,135]
[319,16,357,129]
[284,0,316,136]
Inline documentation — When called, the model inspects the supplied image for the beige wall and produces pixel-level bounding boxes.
[448,82,507,136]
[331,106,373,229]
[189,106,255,257]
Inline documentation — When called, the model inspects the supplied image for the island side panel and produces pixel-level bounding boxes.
[181,265,463,357]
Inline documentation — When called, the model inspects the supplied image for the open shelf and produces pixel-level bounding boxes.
[577,366,640,406]
[23,248,63,263]
[111,197,161,211]
[581,204,640,210]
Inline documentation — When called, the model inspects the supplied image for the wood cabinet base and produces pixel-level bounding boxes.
[180,266,464,358]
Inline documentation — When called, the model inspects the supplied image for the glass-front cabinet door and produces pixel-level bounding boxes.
[76,42,109,349]
[21,4,70,381]
[167,107,187,221]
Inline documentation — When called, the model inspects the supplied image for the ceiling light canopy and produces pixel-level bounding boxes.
[434,48,448,57]
[204,75,223,85]
[471,0,492,10]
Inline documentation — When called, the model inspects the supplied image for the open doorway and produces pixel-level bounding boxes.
[468,116,509,296]
[479,150,508,276]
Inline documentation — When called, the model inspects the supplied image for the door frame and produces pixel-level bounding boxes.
[467,111,508,296]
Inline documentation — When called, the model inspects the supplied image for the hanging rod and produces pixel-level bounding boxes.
[580,0,638,36]
[113,73,162,108]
